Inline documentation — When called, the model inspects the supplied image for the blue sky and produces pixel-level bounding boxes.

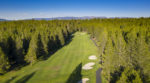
[0,0,150,20]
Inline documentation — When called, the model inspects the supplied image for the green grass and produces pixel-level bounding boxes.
[0,32,100,83]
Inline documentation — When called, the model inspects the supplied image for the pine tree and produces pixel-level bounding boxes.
[58,29,65,46]
[116,72,128,83]
[25,34,38,64]
[117,67,142,83]
[102,37,114,82]
[114,30,127,67]
[0,47,10,74]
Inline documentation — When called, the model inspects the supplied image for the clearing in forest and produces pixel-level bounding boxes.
[0,32,99,83]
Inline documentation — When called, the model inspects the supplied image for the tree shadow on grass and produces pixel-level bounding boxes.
[66,63,82,83]
[4,76,18,83]
[46,33,74,59]
[15,71,36,83]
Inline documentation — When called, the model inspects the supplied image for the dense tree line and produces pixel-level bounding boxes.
[76,18,150,83]
[0,18,150,82]
[0,20,75,74]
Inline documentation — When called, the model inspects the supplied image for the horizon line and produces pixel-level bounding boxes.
[1,16,150,20]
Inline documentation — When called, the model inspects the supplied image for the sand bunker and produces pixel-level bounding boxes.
[88,55,97,60]
[78,78,89,83]
[82,62,95,70]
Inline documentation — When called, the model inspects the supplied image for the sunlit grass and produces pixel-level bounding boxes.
[0,32,100,83]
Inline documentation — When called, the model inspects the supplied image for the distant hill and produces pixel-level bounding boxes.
[30,16,107,20]
[0,19,7,21]
[1,17,148,21]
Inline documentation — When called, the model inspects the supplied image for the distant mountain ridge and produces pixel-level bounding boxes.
[31,16,107,20]
[0,19,7,21]
[1,16,147,21]
[1,17,106,21]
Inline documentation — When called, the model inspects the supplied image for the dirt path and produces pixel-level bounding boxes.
[96,68,102,83]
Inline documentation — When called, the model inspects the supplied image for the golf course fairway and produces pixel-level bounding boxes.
[0,32,100,83]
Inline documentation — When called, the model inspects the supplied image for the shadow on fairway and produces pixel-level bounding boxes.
[46,33,74,59]
[66,63,82,83]
[4,76,18,83]
[15,71,36,83]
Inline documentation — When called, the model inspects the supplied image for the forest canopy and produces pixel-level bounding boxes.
[0,18,150,82]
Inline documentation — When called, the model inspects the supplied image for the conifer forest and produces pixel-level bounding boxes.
[0,18,150,83]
